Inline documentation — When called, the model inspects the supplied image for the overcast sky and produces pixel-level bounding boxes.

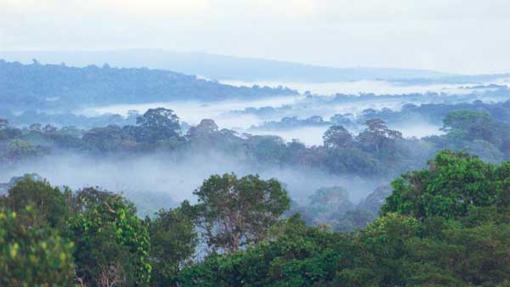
[1,0,509,74]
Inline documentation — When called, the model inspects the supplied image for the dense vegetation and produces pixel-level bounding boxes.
[2,104,510,177]
[252,97,510,132]
[0,60,295,111]
[1,151,510,286]
[2,62,510,285]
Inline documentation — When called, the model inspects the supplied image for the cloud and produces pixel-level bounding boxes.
[1,0,509,73]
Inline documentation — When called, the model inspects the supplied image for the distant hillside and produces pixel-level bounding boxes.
[0,60,296,111]
[0,50,455,82]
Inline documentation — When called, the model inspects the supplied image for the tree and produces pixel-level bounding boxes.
[135,108,181,144]
[178,216,363,287]
[359,213,421,286]
[148,202,198,286]
[357,119,402,155]
[178,152,510,287]
[246,135,287,164]
[304,186,354,226]
[2,175,69,229]
[194,173,290,252]
[0,118,8,129]
[6,139,38,161]
[442,110,493,142]
[69,188,151,286]
[186,119,219,139]
[0,207,75,286]
[29,123,42,132]
[323,125,353,149]
[83,125,136,152]
[382,150,503,220]
[42,124,57,134]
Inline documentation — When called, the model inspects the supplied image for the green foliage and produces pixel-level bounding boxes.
[0,207,75,287]
[2,151,510,286]
[2,176,69,228]
[6,139,39,160]
[148,202,198,286]
[194,173,290,252]
[357,118,403,157]
[382,150,504,220]
[179,152,510,286]
[323,125,353,149]
[178,216,354,287]
[69,189,151,286]
[0,60,295,111]
[442,110,493,142]
[135,108,182,144]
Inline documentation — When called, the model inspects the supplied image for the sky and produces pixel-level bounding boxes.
[1,0,509,74]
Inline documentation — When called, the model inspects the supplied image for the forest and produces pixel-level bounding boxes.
[3,0,510,285]
[0,60,295,111]
[2,150,510,286]
[2,102,510,286]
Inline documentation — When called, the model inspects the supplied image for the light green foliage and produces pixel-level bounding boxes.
[2,150,510,286]
[0,207,75,287]
[69,189,151,286]
[179,151,510,286]
[382,150,504,220]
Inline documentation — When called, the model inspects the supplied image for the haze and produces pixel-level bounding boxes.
[2,0,510,74]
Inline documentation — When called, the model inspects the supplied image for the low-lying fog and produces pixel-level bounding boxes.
[221,79,510,96]
[73,78,509,145]
[79,95,303,129]
[0,152,384,211]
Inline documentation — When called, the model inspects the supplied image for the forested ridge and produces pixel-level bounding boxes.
[0,60,295,110]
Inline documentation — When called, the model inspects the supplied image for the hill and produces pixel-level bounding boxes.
[0,50,454,82]
[0,60,296,111]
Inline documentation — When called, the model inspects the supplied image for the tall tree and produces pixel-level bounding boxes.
[442,110,494,142]
[69,188,151,286]
[148,202,198,286]
[135,108,181,144]
[194,173,290,252]
[357,119,402,154]
[323,125,353,149]
[382,150,502,220]
[2,176,69,229]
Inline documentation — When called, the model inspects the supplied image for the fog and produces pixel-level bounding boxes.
[0,150,384,210]
[75,79,503,145]
[78,95,303,129]
[221,79,501,96]
[249,126,329,146]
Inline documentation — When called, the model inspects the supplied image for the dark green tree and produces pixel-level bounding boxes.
[135,108,181,144]
[442,110,494,142]
[2,176,69,229]
[148,201,198,286]
[357,119,402,155]
[323,125,353,149]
